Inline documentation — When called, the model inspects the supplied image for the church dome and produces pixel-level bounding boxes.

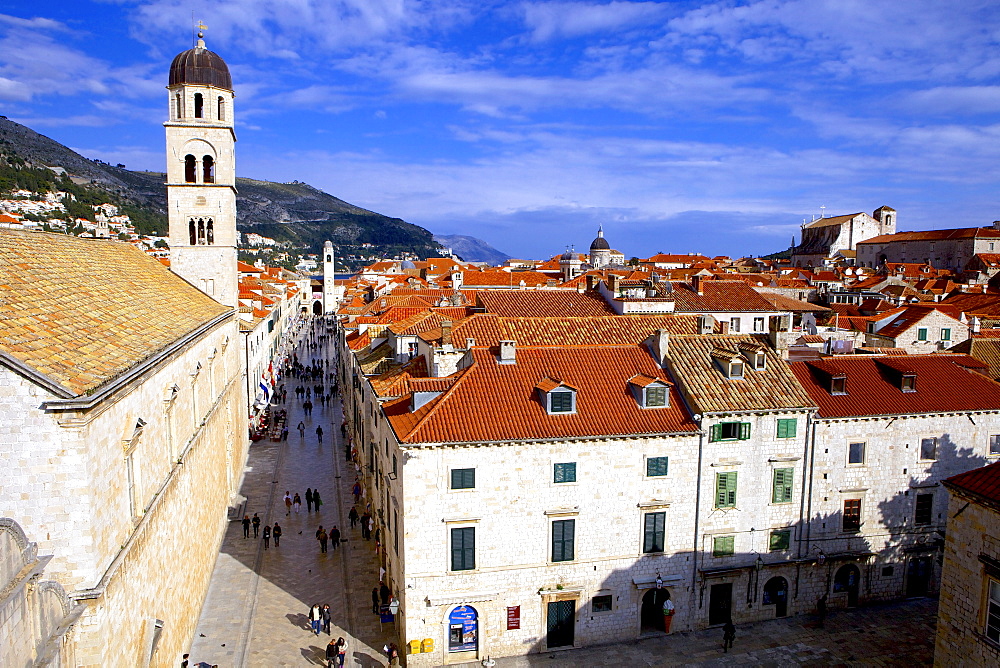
[590,225,610,251]
[400,260,417,270]
[169,38,232,90]
[560,250,576,261]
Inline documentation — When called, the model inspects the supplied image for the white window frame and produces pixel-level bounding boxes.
[848,441,866,466]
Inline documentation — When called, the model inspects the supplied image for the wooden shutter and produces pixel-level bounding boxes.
[739,422,751,440]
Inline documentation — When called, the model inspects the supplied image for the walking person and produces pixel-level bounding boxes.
[318,527,328,553]
[273,522,282,547]
[352,480,362,504]
[817,593,828,628]
[284,491,292,515]
[322,604,332,634]
[325,638,338,668]
[722,618,736,652]
[330,525,341,550]
[262,524,271,550]
[348,506,359,528]
[371,587,380,614]
[336,637,348,667]
[242,514,250,539]
[309,604,322,635]
[293,492,302,513]
[297,421,305,438]
[313,490,323,512]
[252,513,260,538]
[316,425,323,443]
[306,488,314,513]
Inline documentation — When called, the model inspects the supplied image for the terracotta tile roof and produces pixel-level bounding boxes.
[949,337,1000,380]
[0,229,229,396]
[667,280,779,313]
[644,253,710,264]
[418,313,705,347]
[370,355,428,397]
[873,305,963,339]
[759,292,832,312]
[943,460,1000,508]
[861,227,1000,244]
[801,212,864,229]
[666,335,817,414]
[360,341,395,375]
[458,269,552,288]
[385,345,697,444]
[790,354,1000,418]
[476,290,616,317]
[390,309,473,336]
[346,329,371,352]
[942,293,1000,317]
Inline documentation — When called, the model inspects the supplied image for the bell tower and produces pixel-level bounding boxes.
[165,30,238,307]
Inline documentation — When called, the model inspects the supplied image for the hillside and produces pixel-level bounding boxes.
[0,116,442,260]
[434,234,511,265]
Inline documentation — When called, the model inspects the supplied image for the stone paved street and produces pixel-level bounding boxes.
[189,322,395,667]
[453,597,937,667]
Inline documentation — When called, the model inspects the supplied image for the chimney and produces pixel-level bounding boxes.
[441,320,453,347]
[971,315,982,334]
[466,337,476,348]
[719,321,730,335]
[607,274,620,293]
[698,314,714,335]
[692,275,704,295]
[652,329,670,366]
[587,274,600,290]
[498,340,516,364]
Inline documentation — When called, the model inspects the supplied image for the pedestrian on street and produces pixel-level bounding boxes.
[371,587,380,614]
[316,425,323,442]
[817,593,827,628]
[293,492,302,513]
[309,604,323,635]
[385,642,399,666]
[318,528,328,553]
[297,421,306,438]
[262,524,271,550]
[306,488,314,512]
[380,581,390,606]
[348,506,359,528]
[722,619,736,652]
[284,491,292,515]
[242,514,250,539]
[281,427,288,441]
[325,639,338,668]
[252,513,260,538]
[331,525,341,550]
[360,513,371,540]
[304,400,313,416]
[336,637,348,667]
[273,522,282,547]
[322,604,332,634]
[352,481,362,504]
[313,490,323,512]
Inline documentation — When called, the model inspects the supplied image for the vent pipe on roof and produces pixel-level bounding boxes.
[653,329,670,366]
[441,320,453,347]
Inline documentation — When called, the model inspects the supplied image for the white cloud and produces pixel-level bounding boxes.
[521,1,672,42]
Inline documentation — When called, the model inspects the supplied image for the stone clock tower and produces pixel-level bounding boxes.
[165,32,238,307]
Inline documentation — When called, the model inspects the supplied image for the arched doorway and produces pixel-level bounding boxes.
[762,576,788,617]
[447,605,478,658]
[312,300,323,315]
[833,564,860,607]
[640,588,671,634]
[906,556,933,597]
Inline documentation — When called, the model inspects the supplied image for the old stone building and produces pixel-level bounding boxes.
[792,207,895,267]
[857,223,1000,273]
[935,460,1000,665]
[0,230,247,666]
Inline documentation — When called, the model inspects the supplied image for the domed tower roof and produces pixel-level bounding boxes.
[169,34,232,90]
[590,225,610,251]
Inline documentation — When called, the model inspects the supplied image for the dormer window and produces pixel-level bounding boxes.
[629,375,672,408]
[729,361,744,379]
[752,352,766,370]
[536,377,577,415]
[901,374,916,392]
[831,376,846,395]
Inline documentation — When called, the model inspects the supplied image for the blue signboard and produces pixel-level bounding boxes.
[448,606,478,652]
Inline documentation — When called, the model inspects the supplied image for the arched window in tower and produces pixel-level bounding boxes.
[217,96,225,122]
[188,219,196,245]
[203,156,215,183]
[184,155,197,183]
[207,219,215,245]
[197,218,206,245]
[194,93,204,118]
[175,93,183,119]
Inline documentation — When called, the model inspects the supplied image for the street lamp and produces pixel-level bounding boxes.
[388,599,400,616]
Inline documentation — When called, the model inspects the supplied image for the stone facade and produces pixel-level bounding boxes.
[857,225,1000,272]
[865,307,969,353]
[934,465,1000,665]
[793,208,895,268]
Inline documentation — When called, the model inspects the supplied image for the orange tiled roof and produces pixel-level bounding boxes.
[476,290,616,317]
[944,460,1000,507]
[370,355,429,397]
[791,354,1000,418]
[385,345,697,444]
[666,335,816,414]
[0,229,229,396]
[759,292,831,312]
[668,280,778,313]
[861,227,1000,244]
[873,305,962,340]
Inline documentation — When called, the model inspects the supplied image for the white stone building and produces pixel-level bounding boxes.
[792,207,895,267]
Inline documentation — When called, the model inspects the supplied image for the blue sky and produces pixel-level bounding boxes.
[2,1,999,260]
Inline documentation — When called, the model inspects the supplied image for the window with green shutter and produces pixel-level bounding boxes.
[715,472,737,508]
[643,512,666,553]
[450,468,475,490]
[451,527,475,571]
[776,418,796,439]
[713,535,735,557]
[646,456,669,477]
[645,386,667,407]
[769,529,791,551]
[553,462,577,483]
[710,422,751,442]
[772,468,793,503]
[552,519,575,562]
[917,328,928,341]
